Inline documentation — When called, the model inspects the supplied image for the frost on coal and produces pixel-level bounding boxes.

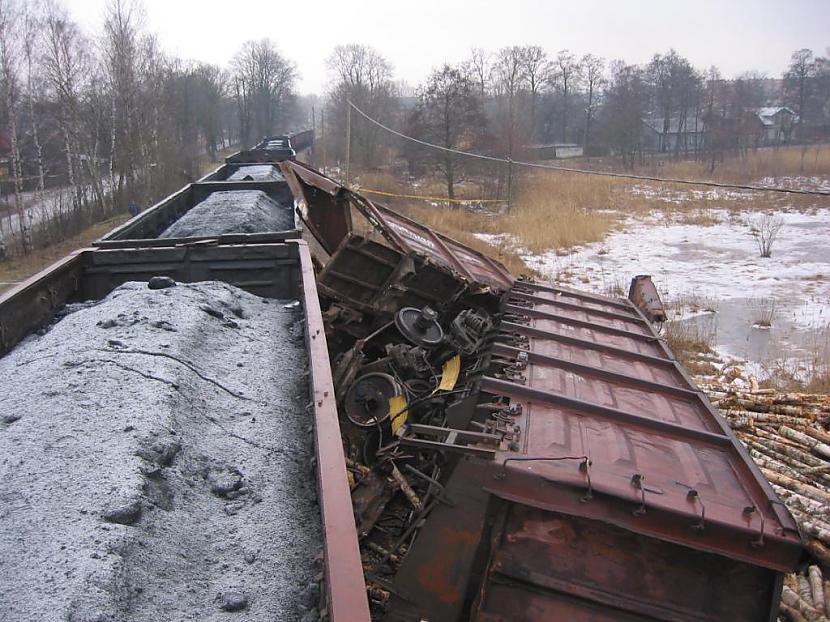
[227,165,285,182]
[159,189,294,238]
[0,280,321,622]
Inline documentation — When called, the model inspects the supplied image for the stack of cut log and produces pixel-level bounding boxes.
[701,382,830,622]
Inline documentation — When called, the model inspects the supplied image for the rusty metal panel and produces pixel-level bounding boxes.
[474,505,778,622]
[481,280,802,574]
[296,241,372,622]
[318,235,466,316]
[629,275,668,323]
[280,161,515,293]
[279,161,352,255]
[359,200,515,292]
[0,250,86,356]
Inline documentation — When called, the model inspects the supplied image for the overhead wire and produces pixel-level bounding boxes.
[357,187,504,204]
[347,100,830,198]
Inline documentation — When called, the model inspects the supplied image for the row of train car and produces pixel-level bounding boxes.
[0,131,805,622]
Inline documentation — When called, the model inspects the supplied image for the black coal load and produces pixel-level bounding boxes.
[0,280,322,621]
[159,190,294,238]
[227,165,284,182]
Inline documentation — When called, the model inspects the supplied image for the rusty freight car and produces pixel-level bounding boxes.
[280,159,804,622]
[0,143,803,622]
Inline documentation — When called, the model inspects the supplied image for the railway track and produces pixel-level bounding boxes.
[0,130,806,622]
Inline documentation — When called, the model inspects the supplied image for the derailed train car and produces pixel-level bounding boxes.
[0,140,804,622]
[279,159,804,622]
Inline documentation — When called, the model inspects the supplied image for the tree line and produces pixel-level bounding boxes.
[0,0,302,255]
[1,0,828,255]
[321,45,830,200]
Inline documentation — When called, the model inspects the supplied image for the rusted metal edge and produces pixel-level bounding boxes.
[481,472,802,573]
[94,231,301,250]
[616,292,802,536]
[490,342,701,401]
[505,284,801,543]
[481,376,731,445]
[99,179,294,243]
[499,320,677,367]
[507,289,641,323]
[517,280,638,311]
[281,160,342,196]
[197,163,225,182]
[361,199,514,290]
[0,248,87,306]
[504,303,657,341]
[0,249,88,356]
[99,184,192,241]
[293,239,372,622]
[281,161,515,292]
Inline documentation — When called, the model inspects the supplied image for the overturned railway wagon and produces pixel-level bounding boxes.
[0,137,803,622]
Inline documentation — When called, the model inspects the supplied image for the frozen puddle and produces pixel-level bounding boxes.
[484,207,830,374]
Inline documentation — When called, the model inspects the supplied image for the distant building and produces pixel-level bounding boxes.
[526,143,583,160]
[751,106,797,145]
[640,117,706,153]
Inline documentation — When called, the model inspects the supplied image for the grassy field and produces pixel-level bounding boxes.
[636,143,830,182]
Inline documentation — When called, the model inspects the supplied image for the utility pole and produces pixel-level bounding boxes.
[321,107,326,174]
[311,104,316,166]
[345,103,352,187]
[506,157,513,213]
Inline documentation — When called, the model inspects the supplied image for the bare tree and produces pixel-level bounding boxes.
[599,61,647,168]
[465,48,491,98]
[750,214,784,258]
[581,54,605,151]
[232,40,297,147]
[326,44,395,169]
[192,63,228,160]
[0,0,31,252]
[520,46,548,142]
[551,50,581,143]
[102,0,143,210]
[22,4,46,193]
[492,46,526,158]
[784,48,815,141]
[411,64,484,201]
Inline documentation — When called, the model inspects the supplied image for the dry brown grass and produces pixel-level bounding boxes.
[663,320,718,375]
[353,169,624,259]
[0,214,130,295]
[642,144,830,183]
[350,145,830,267]
[507,172,621,253]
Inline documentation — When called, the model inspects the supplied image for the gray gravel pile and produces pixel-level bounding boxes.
[159,190,294,238]
[0,280,322,621]
[227,165,284,182]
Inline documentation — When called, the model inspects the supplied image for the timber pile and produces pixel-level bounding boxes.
[701,382,830,622]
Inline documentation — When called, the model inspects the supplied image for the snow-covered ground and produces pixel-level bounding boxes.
[478,205,830,379]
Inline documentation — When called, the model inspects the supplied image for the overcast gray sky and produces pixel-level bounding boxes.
[68,0,830,95]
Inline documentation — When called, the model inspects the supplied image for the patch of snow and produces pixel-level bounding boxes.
[479,207,830,373]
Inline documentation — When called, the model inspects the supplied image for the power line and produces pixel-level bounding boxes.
[347,100,830,198]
